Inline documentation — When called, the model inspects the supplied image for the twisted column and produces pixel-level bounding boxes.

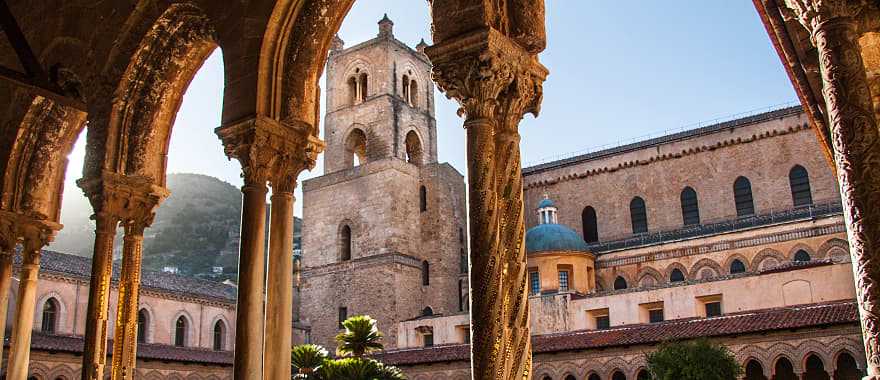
[78,173,167,380]
[784,0,880,376]
[427,28,547,379]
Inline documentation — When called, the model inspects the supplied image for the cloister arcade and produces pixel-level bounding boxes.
[0,1,878,380]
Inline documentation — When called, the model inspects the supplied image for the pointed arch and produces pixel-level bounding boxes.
[406,130,424,165]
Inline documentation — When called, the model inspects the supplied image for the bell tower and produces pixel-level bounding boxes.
[299,15,468,351]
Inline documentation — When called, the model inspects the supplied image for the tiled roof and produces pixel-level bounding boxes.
[522,105,804,175]
[16,250,237,303]
[15,332,232,365]
[373,301,858,366]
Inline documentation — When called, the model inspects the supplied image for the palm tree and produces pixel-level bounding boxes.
[335,315,384,357]
[291,344,329,379]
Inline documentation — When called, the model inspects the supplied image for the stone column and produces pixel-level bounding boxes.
[426,28,547,379]
[6,220,55,380]
[110,219,149,380]
[0,213,18,374]
[784,0,880,377]
[79,212,119,380]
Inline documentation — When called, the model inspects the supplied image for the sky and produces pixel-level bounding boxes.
[62,1,797,218]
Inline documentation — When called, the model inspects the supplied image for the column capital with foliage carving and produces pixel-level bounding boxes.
[783,0,878,36]
[77,172,169,232]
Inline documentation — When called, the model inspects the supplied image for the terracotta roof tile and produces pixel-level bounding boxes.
[373,301,858,366]
[17,332,233,365]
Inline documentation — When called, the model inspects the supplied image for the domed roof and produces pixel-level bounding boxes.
[537,197,555,209]
[525,223,590,254]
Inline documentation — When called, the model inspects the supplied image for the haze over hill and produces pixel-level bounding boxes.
[50,173,301,280]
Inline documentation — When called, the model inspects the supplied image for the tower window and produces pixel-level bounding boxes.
[213,320,226,351]
[175,316,187,347]
[419,185,427,212]
[358,73,368,102]
[734,176,755,217]
[789,165,813,207]
[406,130,424,165]
[680,186,700,226]
[422,260,430,286]
[347,76,358,105]
[340,225,352,261]
[137,309,149,343]
[402,74,410,102]
[630,196,648,234]
[338,307,348,329]
[581,206,598,243]
[344,128,367,168]
[41,298,59,334]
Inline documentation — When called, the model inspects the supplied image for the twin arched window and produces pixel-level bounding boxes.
[340,225,352,261]
[582,206,598,243]
[175,316,187,347]
[680,186,700,226]
[348,71,368,105]
[734,176,755,217]
[630,197,648,234]
[402,73,418,107]
[213,320,226,351]
[41,298,59,334]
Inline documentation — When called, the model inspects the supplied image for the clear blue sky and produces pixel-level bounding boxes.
[63,1,797,218]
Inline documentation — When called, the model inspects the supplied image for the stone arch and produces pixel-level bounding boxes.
[663,262,690,282]
[817,238,850,263]
[724,253,751,275]
[796,340,834,369]
[636,267,663,288]
[84,3,218,186]
[751,248,786,272]
[48,365,76,380]
[609,271,633,291]
[767,342,802,374]
[832,348,866,374]
[141,370,164,380]
[185,373,203,380]
[405,129,424,165]
[344,126,368,167]
[689,258,723,280]
[736,344,770,367]
[171,310,196,347]
[138,303,156,343]
[210,314,232,350]
[35,291,67,333]
[28,362,51,380]
[167,373,185,380]
[601,357,631,379]
[787,243,816,261]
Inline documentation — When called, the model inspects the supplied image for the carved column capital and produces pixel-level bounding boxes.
[216,116,324,192]
[426,28,547,130]
[783,0,873,35]
[77,171,169,231]
[0,210,60,252]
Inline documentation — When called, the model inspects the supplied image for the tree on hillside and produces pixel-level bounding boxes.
[646,339,743,380]
[335,315,385,357]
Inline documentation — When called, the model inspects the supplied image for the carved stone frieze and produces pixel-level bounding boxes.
[215,116,324,190]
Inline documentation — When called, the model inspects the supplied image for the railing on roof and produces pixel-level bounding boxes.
[522,100,803,170]
[588,199,843,254]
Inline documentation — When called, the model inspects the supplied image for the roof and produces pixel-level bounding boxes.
[525,223,590,254]
[372,301,858,366]
[17,250,237,303]
[14,332,232,365]
[522,105,804,175]
[537,198,555,209]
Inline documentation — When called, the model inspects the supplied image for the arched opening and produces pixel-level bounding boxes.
[41,298,59,334]
[137,309,149,343]
[789,165,812,207]
[793,249,811,262]
[213,320,226,351]
[636,370,650,380]
[730,259,747,274]
[402,74,410,102]
[669,268,685,282]
[588,375,601,380]
[834,352,864,380]
[542,376,552,380]
[358,72,368,102]
[406,130,424,165]
[745,360,768,380]
[422,260,430,286]
[348,76,359,105]
[344,128,367,167]
[680,186,700,226]
[734,176,755,217]
[630,196,648,234]
[611,371,626,380]
[409,79,419,107]
[174,316,188,347]
[565,375,576,380]
[803,354,829,380]
[340,225,352,261]
[422,307,433,317]
[773,357,797,380]
[582,206,599,243]
[419,185,428,211]
[613,276,628,290]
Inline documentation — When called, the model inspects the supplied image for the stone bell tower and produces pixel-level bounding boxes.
[298,15,469,351]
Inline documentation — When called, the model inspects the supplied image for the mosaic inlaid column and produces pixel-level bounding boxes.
[263,121,320,380]
[7,220,56,380]
[79,211,118,380]
[784,0,880,377]
[427,28,547,379]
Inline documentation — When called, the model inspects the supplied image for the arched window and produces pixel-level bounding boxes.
[402,74,410,102]
[137,309,149,343]
[744,360,767,380]
[565,376,576,380]
[630,196,648,234]
[613,276,628,290]
[409,79,418,107]
[789,165,813,207]
[730,259,747,274]
[419,185,427,212]
[213,320,226,351]
[406,130,423,165]
[774,357,798,380]
[835,352,865,380]
[340,225,352,261]
[794,249,811,262]
[347,76,358,105]
[344,128,367,167]
[41,298,59,334]
[637,370,651,380]
[422,260,430,286]
[588,375,601,380]
[669,268,685,282]
[174,316,187,347]
[422,307,433,317]
[542,376,552,380]
[734,176,755,217]
[804,354,829,380]
[680,186,700,226]
[582,206,598,243]
[358,72,368,102]
[612,371,627,380]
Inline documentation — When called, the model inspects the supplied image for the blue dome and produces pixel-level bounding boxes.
[537,198,555,209]
[525,223,590,254]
